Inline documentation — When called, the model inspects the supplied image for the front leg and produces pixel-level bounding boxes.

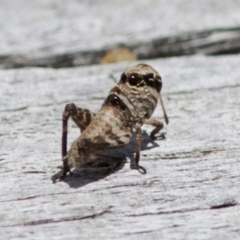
[134,123,147,174]
[144,118,164,140]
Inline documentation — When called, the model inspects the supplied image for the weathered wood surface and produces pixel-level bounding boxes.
[0,55,240,239]
[1,0,240,68]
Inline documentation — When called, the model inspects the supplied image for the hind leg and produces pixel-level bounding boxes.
[53,103,96,183]
[62,103,96,157]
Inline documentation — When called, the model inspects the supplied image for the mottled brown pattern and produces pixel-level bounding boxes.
[71,107,96,132]
[53,63,168,183]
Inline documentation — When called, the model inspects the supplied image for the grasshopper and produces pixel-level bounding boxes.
[53,63,168,182]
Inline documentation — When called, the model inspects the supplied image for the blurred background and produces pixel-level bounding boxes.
[0,0,240,69]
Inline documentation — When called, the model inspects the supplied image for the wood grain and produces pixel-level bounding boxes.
[0,55,239,239]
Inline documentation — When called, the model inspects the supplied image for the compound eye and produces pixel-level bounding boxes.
[155,76,162,92]
[144,73,154,81]
[128,73,140,86]
[120,73,127,83]
[143,73,155,88]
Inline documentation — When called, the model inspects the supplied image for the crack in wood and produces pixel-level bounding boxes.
[210,201,238,209]
[125,230,154,235]
[1,27,240,69]
[23,171,46,174]
[126,207,206,217]
[4,210,111,227]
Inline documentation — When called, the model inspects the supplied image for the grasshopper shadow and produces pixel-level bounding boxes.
[52,130,165,188]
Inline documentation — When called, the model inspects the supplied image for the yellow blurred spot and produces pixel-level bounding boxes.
[101,47,137,64]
